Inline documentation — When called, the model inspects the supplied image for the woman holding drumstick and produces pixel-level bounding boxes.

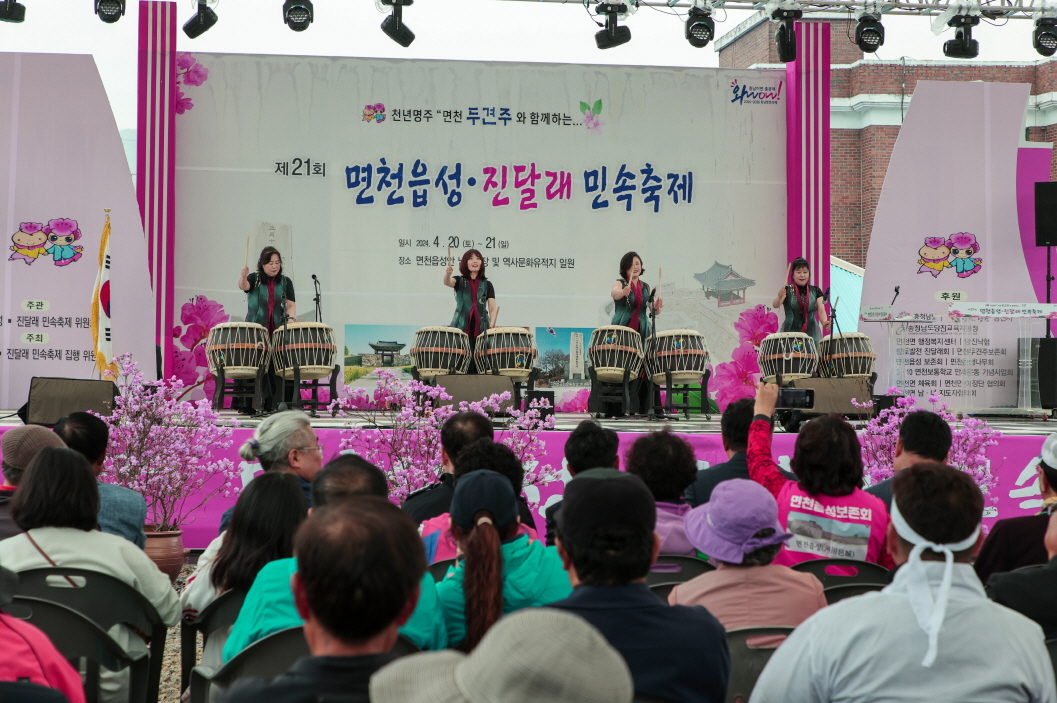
[237,246,297,412]
[609,251,664,416]
[444,248,496,373]
[772,257,829,345]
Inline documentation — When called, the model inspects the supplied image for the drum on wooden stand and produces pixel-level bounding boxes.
[644,329,710,385]
[588,326,644,383]
[272,323,337,380]
[410,326,471,380]
[818,332,876,378]
[206,323,270,379]
[474,326,537,382]
[759,332,818,383]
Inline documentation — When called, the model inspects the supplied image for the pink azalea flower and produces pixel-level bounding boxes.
[175,91,194,115]
[171,348,201,388]
[584,110,604,132]
[734,304,779,347]
[180,324,207,352]
[172,325,183,339]
[301,386,331,404]
[712,342,760,410]
[183,63,209,87]
[555,388,591,413]
[176,52,197,70]
[181,295,228,330]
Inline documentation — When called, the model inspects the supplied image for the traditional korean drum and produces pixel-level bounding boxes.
[644,329,710,385]
[410,326,471,379]
[818,332,877,378]
[272,322,337,381]
[474,326,537,382]
[759,332,818,383]
[588,325,644,384]
[206,322,270,379]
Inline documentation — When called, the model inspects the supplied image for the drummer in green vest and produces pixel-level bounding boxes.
[609,251,664,416]
[444,249,496,373]
[772,256,830,345]
[238,246,297,411]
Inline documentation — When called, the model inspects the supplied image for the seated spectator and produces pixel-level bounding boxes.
[865,410,951,511]
[219,496,425,703]
[545,420,619,546]
[436,469,571,650]
[750,463,1054,703]
[402,410,494,524]
[975,432,1057,584]
[625,428,698,556]
[222,411,322,534]
[420,439,538,564]
[670,479,826,645]
[0,447,180,703]
[0,426,65,540]
[549,470,729,703]
[686,398,753,507]
[222,455,446,662]
[748,382,894,569]
[54,412,148,548]
[181,471,307,670]
[370,608,634,703]
[0,558,86,703]
[986,510,1057,638]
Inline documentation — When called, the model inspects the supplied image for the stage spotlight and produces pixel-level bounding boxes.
[772,8,802,63]
[283,0,312,31]
[595,3,632,50]
[183,1,217,39]
[942,14,979,59]
[685,6,715,48]
[0,0,26,23]
[1035,17,1057,57]
[380,0,414,47]
[855,15,884,52]
[94,0,124,23]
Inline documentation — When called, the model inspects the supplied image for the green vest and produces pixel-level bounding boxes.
[246,274,290,330]
[610,278,652,337]
[449,276,491,335]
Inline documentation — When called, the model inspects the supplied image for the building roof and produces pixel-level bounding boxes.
[369,341,406,352]
[694,262,756,291]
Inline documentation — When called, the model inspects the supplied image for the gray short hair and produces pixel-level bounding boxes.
[238,411,313,471]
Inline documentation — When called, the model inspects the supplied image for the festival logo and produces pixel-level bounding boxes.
[915,233,982,279]
[9,219,84,267]
[578,98,604,133]
[363,103,387,123]
[730,79,783,106]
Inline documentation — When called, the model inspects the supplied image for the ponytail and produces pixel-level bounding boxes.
[460,510,510,651]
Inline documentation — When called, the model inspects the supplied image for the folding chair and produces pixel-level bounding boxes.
[648,582,680,603]
[391,634,421,658]
[725,626,796,703]
[429,558,456,582]
[181,589,247,690]
[790,558,889,589]
[189,626,308,703]
[822,582,886,605]
[646,555,714,586]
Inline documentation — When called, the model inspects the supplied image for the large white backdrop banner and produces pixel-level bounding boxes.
[174,54,787,392]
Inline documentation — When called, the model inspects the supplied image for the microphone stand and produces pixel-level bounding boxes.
[646,285,660,420]
[312,275,322,324]
[277,291,291,411]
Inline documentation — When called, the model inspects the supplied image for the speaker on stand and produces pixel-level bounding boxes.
[1034,183,1057,412]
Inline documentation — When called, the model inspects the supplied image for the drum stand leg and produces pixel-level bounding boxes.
[213,363,227,412]
[701,368,712,421]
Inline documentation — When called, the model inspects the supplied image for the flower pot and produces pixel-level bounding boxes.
[144,530,189,583]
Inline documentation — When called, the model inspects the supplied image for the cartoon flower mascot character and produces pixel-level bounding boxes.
[8,222,48,265]
[947,232,982,278]
[917,237,952,278]
[43,218,83,267]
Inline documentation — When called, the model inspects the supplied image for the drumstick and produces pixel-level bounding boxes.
[785,262,792,284]
[447,245,451,266]
[245,237,250,268]
[658,268,663,300]
[492,307,500,327]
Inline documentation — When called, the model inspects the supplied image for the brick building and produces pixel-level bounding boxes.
[717,13,1057,267]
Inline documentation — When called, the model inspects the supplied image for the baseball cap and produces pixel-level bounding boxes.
[1041,433,1057,469]
[370,608,634,703]
[450,470,518,531]
[557,471,655,547]
[1,425,65,474]
[684,479,792,564]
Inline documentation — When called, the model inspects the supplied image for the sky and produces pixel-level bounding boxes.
[0,0,1047,133]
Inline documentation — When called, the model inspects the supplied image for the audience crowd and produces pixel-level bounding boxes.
[0,391,1055,703]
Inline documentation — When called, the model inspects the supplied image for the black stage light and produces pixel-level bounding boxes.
[855,15,884,52]
[595,2,631,50]
[943,14,979,59]
[380,0,414,47]
[95,0,124,23]
[772,8,802,63]
[283,0,312,31]
[685,6,715,48]
[0,0,26,23]
[183,1,217,39]
[1035,17,1057,57]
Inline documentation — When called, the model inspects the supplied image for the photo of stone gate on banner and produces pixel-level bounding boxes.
[174,55,788,400]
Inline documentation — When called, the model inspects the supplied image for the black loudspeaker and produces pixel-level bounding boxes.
[1036,182,1057,247]
[1038,337,1057,409]
[789,377,873,416]
[434,375,514,413]
[17,377,120,427]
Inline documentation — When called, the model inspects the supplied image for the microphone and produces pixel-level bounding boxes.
[311,274,318,281]
[890,286,900,306]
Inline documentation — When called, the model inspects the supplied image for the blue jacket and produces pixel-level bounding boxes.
[97,482,147,549]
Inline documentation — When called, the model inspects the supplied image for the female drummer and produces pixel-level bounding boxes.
[237,247,296,411]
[444,249,496,372]
[772,257,830,344]
[609,251,664,416]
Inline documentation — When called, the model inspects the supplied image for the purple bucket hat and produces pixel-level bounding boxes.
[684,479,792,564]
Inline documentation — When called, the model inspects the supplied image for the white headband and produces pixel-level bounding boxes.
[890,498,980,667]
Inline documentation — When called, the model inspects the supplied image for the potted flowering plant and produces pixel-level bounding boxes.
[98,354,240,580]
